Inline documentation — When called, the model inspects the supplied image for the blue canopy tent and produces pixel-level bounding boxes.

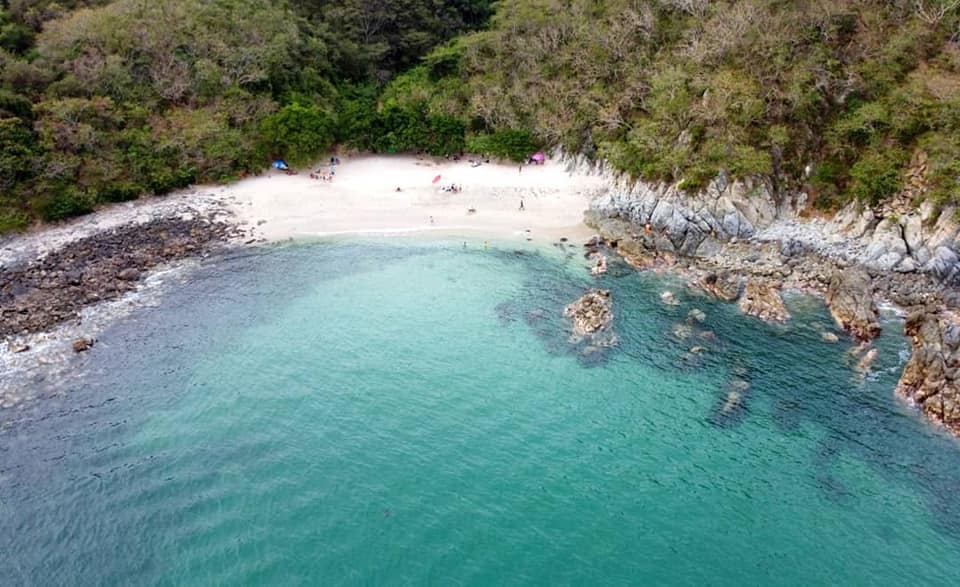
[272,160,289,170]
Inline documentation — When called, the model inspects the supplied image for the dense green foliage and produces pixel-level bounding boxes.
[0,0,491,229]
[385,0,960,210]
[3,0,960,231]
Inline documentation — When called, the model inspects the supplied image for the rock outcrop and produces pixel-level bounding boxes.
[699,271,741,302]
[577,159,960,437]
[564,289,613,337]
[898,308,960,434]
[738,279,789,322]
[586,169,960,288]
[589,176,781,258]
[833,200,960,285]
[825,268,881,341]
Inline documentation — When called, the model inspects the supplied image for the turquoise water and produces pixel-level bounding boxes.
[3,239,960,585]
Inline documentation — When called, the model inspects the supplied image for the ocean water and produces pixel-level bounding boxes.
[3,239,960,585]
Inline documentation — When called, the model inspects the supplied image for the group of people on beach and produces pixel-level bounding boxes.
[309,156,341,182]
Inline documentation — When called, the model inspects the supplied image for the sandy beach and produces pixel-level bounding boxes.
[0,154,608,393]
[227,155,607,242]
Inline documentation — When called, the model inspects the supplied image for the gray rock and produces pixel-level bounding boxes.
[825,268,881,341]
[903,215,924,253]
[871,252,905,271]
[926,246,959,281]
[117,268,141,281]
[896,257,917,273]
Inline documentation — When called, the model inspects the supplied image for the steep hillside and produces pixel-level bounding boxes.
[2,0,959,232]
[388,0,960,212]
[0,0,492,231]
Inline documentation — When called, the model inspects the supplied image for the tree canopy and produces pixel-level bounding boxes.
[2,0,960,231]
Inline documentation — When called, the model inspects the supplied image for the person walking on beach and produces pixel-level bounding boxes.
[519,199,525,211]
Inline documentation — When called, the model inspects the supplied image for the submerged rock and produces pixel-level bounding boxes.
[687,308,706,323]
[708,378,752,427]
[825,268,881,341]
[898,308,960,435]
[856,348,879,374]
[563,289,614,337]
[660,291,679,306]
[738,279,789,322]
[72,337,94,353]
[591,255,608,276]
[672,323,693,340]
[821,332,840,343]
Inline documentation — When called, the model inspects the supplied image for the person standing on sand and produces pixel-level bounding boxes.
[519,200,525,211]
[519,165,522,174]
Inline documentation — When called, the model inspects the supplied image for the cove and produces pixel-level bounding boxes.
[2,239,960,585]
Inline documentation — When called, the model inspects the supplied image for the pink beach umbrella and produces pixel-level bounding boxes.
[432,174,442,184]
[531,152,546,163]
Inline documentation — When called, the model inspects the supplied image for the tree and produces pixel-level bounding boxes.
[260,102,335,164]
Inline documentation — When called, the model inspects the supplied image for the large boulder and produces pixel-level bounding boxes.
[825,268,881,341]
[738,279,789,322]
[72,337,94,352]
[699,271,742,302]
[898,308,960,435]
[863,218,907,271]
[564,289,614,337]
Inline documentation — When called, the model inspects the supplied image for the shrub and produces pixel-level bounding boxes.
[97,182,142,203]
[0,207,29,232]
[260,102,335,165]
[38,186,95,221]
[847,150,906,206]
[466,129,540,161]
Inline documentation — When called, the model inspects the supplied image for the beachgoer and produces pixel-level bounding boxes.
[396,187,402,192]
[519,199,525,211]
[519,165,522,174]
[430,216,434,224]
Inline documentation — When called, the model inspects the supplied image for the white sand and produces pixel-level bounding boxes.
[1,155,606,267]
[226,155,607,243]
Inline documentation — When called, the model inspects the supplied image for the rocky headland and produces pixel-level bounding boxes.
[578,159,960,436]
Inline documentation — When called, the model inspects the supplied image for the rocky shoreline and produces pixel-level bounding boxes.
[580,165,960,437]
[4,162,960,438]
[0,191,259,410]
[1,215,244,340]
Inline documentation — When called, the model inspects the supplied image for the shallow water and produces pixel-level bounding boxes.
[2,239,960,585]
